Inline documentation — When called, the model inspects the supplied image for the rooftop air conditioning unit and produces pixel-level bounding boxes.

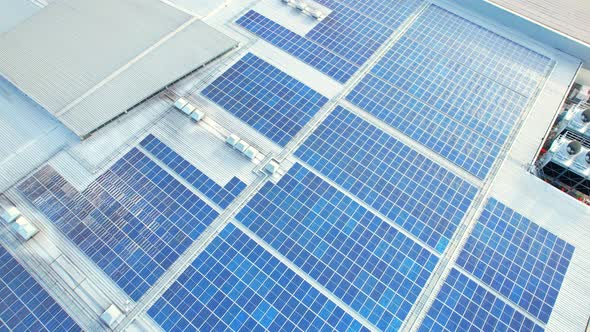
[243,146,259,160]
[552,138,582,165]
[265,160,280,174]
[571,148,590,177]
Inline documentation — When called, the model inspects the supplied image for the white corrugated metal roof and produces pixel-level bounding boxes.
[0,0,237,137]
[0,0,40,33]
[486,0,590,45]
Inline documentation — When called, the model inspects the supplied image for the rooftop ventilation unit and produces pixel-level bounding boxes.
[243,146,259,160]
[1,206,21,223]
[281,0,327,21]
[539,136,590,194]
[559,104,590,138]
[101,305,123,328]
[234,140,250,154]
[190,110,205,122]
[265,160,280,174]
[552,137,582,165]
[174,98,189,110]
[181,104,196,116]
[12,217,38,241]
[226,134,240,147]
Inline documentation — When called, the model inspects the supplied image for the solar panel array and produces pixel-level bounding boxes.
[201,53,328,146]
[456,198,574,323]
[420,268,544,332]
[18,148,218,300]
[148,223,368,331]
[236,0,426,83]
[0,244,80,332]
[347,5,554,179]
[140,134,247,208]
[236,163,439,330]
[296,106,477,253]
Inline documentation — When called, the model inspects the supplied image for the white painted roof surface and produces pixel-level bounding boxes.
[0,0,236,137]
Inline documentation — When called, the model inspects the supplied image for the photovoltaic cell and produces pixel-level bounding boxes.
[148,223,368,331]
[403,6,552,97]
[295,106,477,252]
[420,269,544,332]
[236,163,439,331]
[18,148,218,300]
[140,134,247,209]
[201,53,328,147]
[0,244,80,332]
[457,198,574,323]
[236,11,358,83]
[347,5,553,179]
[236,0,426,82]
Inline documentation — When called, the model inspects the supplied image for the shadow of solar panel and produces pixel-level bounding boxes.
[296,106,477,253]
[0,245,80,332]
[236,163,439,330]
[420,268,544,332]
[18,148,218,301]
[347,5,553,179]
[457,198,574,323]
[202,53,329,147]
[148,223,369,331]
[140,134,247,209]
[236,0,426,83]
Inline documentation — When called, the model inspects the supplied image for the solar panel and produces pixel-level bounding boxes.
[403,6,552,97]
[347,5,553,179]
[148,223,368,331]
[457,198,574,323]
[0,244,80,331]
[236,0,426,83]
[201,53,329,147]
[140,134,247,209]
[236,163,439,330]
[420,268,544,332]
[295,106,477,253]
[18,148,218,300]
[236,11,357,83]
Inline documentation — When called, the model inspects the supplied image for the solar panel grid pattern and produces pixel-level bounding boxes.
[348,73,499,179]
[0,245,80,332]
[404,6,552,97]
[148,223,368,331]
[295,106,477,253]
[236,11,358,83]
[237,0,426,82]
[370,36,528,144]
[18,148,218,300]
[201,53,328,146]
[420,268,544,332]
[140,134,247,209]
[347,5,553,179]
[457,198,574,323]
[236,163,440,331]
[305,4,392,66]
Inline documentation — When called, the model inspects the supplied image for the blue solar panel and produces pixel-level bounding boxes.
[403,6,552,97]
[236,0,426,82]
[140,134,247,209]
[0,244,80,332]
[148,223,368,331]
[201,53,328,147]
[295,106,477,253]
[420,268,544,332]
[18,148,218,300]
[347,5,553,179]
[457,198,574,323]
[236,163,439,330]
[236,11,358,83]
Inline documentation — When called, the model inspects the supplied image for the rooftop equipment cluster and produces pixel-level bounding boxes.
[174,98,205,122]
[281,0,327,21]
[226,134,260,161]
[1,204,38,241]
